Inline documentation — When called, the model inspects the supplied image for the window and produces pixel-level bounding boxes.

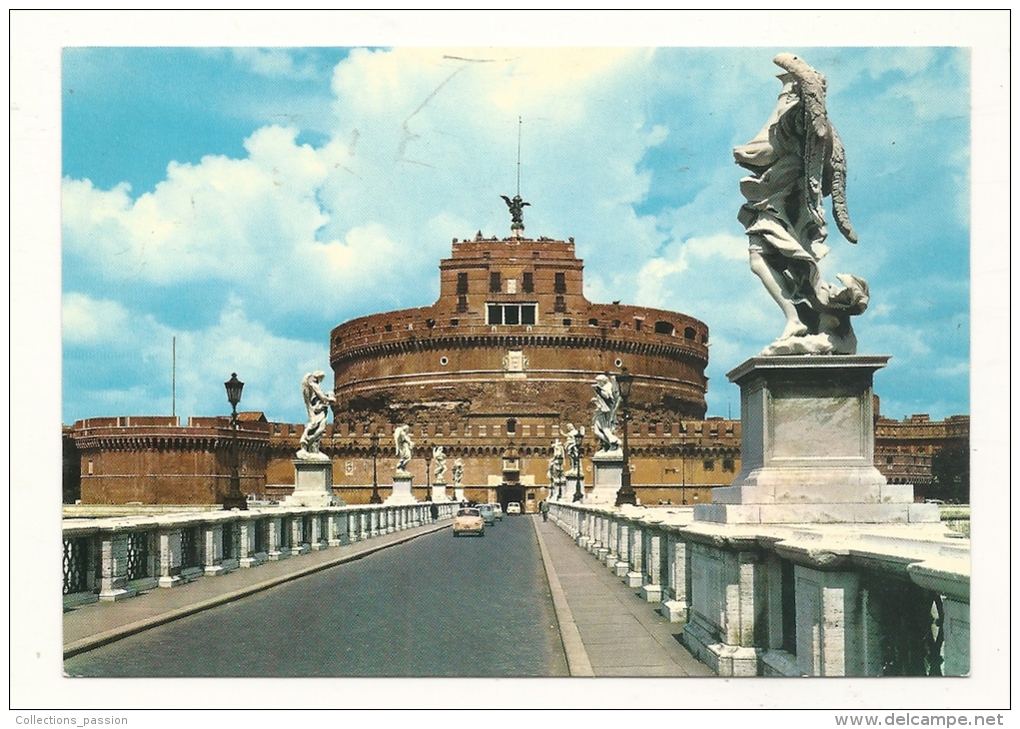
[635,319,643,332]
[457,272,468,295]
[457,295,468,313]
[723,459,735,472]
[684,326,696,340]
[506,418,517,434]
[450,318,459,326]
[588,318,599,327]
[703,460,715,471]
[655,321,675,336]
[487,303,537,326]
[554,272,566,294]
[490,271,501,293]
[522,272,534,293]
[562,318,572,326]
[554,295,566,313]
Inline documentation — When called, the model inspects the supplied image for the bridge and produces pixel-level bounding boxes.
[62,499,967,678]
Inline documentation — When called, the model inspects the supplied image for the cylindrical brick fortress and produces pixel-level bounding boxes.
[330,235,709,429]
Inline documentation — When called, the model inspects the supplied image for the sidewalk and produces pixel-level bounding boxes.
[63,520,450,658]
[532,515,713,677]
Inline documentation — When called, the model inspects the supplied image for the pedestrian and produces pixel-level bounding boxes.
[539,499,550,522]
[430,501,439,521]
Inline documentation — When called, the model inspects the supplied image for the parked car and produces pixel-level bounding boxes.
[477,503,497,525]
[452,507,484,537]
[492,503,504,520]
[506,502,522,515]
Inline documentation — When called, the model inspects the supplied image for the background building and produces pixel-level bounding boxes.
[62,237,969,509]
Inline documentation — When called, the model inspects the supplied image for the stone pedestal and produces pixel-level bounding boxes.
[430,482,451,502]
[385,473,418,505]
[587,451,623,505]
[285,459,341,508]
[453,487,466,502]
[695,355,938,525]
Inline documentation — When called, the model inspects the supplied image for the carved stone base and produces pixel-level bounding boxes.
[386,474,418,505]
[696,355,937,525]
[286,459,341,508]
[587,452,623,505]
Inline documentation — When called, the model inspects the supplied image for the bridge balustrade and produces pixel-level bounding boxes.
[547,501,969,678]
[62,502,457,611]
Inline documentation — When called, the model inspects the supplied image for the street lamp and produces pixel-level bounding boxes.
[222,373,247,510]
[369,431,382,504]
[680,425,687,505]
[424,439,432,500]
[614,367,637,507]
[571,428,585,502]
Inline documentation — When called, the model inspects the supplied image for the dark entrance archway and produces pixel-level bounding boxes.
[497,484,525,511]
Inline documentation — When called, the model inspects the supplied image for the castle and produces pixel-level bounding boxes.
[62,232,968,509]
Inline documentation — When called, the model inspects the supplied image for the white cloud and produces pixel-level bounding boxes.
[63,293,328,422]
[62,292,131,345]
[232,48,319,80]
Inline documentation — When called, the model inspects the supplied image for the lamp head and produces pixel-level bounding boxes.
[224,373,244,408]
[616,366,634,401]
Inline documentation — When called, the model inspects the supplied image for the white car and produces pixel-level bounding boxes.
[452,507,484,537]
[506,502,522,515]
[492,503,504,520]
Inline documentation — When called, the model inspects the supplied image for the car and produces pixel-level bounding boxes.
[452,507,484,537]
[477,503,497,525]
[506,502,522,515]
[492,503,504,521]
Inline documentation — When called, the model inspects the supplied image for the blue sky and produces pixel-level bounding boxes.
[61,45,972,425]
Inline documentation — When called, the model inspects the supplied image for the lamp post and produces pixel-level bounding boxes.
[614,367,637,507]
[680,426,687,505]
[424,440,432,500]
[369,431,382,504]
[222,373,247,510]
[571,429,585,502]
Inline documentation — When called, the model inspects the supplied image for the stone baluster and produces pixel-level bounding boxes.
[309,513,326,550]
[292,516,309,555]
[625,521,644,588]
[682,542,761,676]
[595,513,610,562]
[604,516,619,569]
[238,518,259,568]
[614,522,630,577]
[659,528,689,623]
[328,511,345,547]
[267,516,287,560]
[640,521,664,602]
[202,521,227,576]
[157,526,184,588]
[98,527,137,601]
